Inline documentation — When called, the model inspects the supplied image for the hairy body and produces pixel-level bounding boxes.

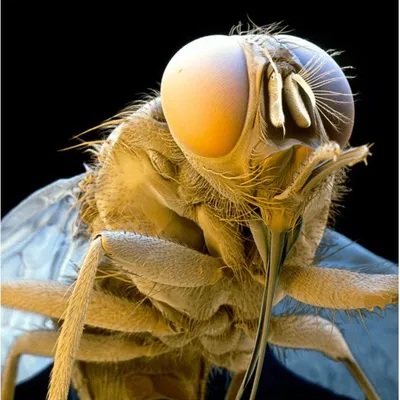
[1,26,398,400]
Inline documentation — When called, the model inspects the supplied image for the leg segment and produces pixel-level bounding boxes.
[268,315,379,400]
[2,330,169,400]
[279,264,398,310]
[49,237,103,400]
[1,280,235,348]
[100,231,223,287]
[1,281,172,335]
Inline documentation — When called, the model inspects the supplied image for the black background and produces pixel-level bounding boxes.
[2,2,398,263]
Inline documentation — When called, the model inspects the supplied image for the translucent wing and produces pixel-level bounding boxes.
[281,229,398,400]
[1,174,89,384]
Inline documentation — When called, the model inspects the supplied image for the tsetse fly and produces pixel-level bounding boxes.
[1,24,398,400]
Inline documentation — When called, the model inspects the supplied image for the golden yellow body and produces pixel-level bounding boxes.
[1,24,398,400]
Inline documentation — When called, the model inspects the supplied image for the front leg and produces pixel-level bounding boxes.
[278,263,398,310]
[100,231,223,287]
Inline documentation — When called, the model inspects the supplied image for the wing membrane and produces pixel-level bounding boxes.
[1,174,89,384]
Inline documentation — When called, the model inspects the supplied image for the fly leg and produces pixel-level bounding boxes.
[240,315,380,400]
[99,231,223,287]
[1,281,175,335]
[1,330,169,400]
[278,264,398,311]
[268,315,380,400]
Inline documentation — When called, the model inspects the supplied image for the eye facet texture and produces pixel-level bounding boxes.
[161,35,249,157]
[276,35,355,147]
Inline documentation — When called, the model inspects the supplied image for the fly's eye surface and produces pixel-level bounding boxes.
[161,35,249,157]
[276,35,355,147]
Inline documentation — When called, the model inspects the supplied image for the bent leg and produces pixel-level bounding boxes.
[2,330,169,400]
[268,315,379,400]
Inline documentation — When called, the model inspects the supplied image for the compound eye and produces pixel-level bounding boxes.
[276,34,355,147]
[161,35,249,157]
